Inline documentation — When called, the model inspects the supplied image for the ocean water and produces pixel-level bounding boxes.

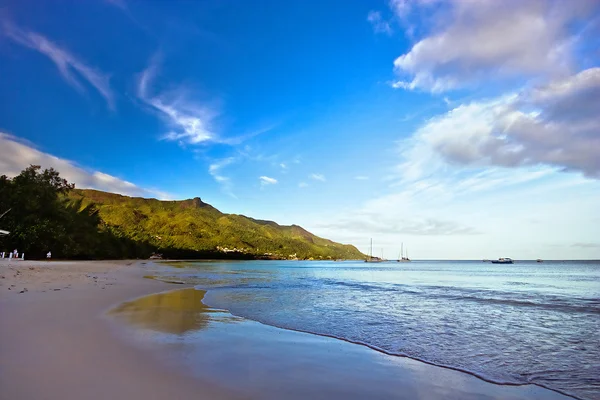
[154,260,600,400]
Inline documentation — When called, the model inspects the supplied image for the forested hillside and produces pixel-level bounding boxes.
[0,166,364,260]
[70,189,363,260]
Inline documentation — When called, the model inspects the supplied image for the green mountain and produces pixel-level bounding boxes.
[70,189,364,260]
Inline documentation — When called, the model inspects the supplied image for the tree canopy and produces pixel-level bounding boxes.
[0,166,364,260]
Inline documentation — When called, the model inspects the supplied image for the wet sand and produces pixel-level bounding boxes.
[0,260,245,400]
[1,260,573,400]
[110,287,573,400]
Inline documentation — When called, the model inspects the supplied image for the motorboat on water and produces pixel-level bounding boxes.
[491,257,513,264]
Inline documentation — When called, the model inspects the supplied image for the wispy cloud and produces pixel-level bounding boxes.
[138,54,217,145]
[316,215,480,236]
[105,0,127,10]
[572,242,600,249]
[208,157,237,195]
[2,21,115,109]
[367,11,392,35]
[310,173,326,182]
[259,176,278,186]
[355,175,369,180]
[0,132,167,198]
[298,182,308,188]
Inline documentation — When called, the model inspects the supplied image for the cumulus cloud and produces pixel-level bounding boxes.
[310,173,326,182]
[367,11,392,35]
[259,176,278,186]
[412,68,600,178]
[138,55,217,144]
[0,133,167,198]
[2,21,114,108]
[391,0,597,92]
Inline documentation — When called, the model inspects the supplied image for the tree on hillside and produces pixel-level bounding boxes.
[0,165,99,258]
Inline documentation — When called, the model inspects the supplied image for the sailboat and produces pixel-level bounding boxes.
[397,242,411,262]
[365,238,383,263]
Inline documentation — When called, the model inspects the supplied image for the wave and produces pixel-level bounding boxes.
[317,278,600,315]
[198,290,582,400]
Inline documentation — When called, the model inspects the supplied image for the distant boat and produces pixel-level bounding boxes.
[491,258,513,264]
[397,242,410,262]
[365,238,383,263]
[536,259,543,263]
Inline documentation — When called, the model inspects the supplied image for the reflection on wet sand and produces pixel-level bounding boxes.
[109,288,239,335]
[108,288,570,399]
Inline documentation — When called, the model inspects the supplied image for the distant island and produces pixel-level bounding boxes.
[0,165,364,260]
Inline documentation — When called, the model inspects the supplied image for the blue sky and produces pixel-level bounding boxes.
[1,0,599,259]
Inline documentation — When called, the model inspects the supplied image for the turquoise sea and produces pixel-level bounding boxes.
[150,260,599,400]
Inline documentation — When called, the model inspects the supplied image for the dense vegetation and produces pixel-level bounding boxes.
[0,166,364,260]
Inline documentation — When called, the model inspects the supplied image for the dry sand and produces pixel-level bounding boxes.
[0,260,245,400]
[0,260,574,400]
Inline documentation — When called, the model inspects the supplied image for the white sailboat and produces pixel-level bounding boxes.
[365,238,383,263]
[397,242,411,262]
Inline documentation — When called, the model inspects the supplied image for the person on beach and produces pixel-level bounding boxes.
[47,251,52,259]
[13,249,18,257]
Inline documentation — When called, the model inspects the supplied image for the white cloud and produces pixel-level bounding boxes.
[308,158,599,259]
[307,64,600,258]
[259,176,278,186]
[138,55,216,145]
[0,133,167,198]
[310,173,326,182]
[208,157,238,197]
[209,157,235,183]
[280,163,287,169]
[391,0,597,92]
[367,11,392,35]
[298,182,308,188]
[412,68,600,178]
[3,21,114,109]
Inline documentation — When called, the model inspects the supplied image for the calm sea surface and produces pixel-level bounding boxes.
[154,260,600,400]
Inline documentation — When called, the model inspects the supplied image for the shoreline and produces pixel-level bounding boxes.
[0,260,576,400]
[200,298,579,400]
[0,260,245,400]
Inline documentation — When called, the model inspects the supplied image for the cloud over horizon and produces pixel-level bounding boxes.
[0,133,167,199]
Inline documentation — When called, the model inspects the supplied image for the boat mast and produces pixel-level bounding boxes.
[370,238,373,261]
